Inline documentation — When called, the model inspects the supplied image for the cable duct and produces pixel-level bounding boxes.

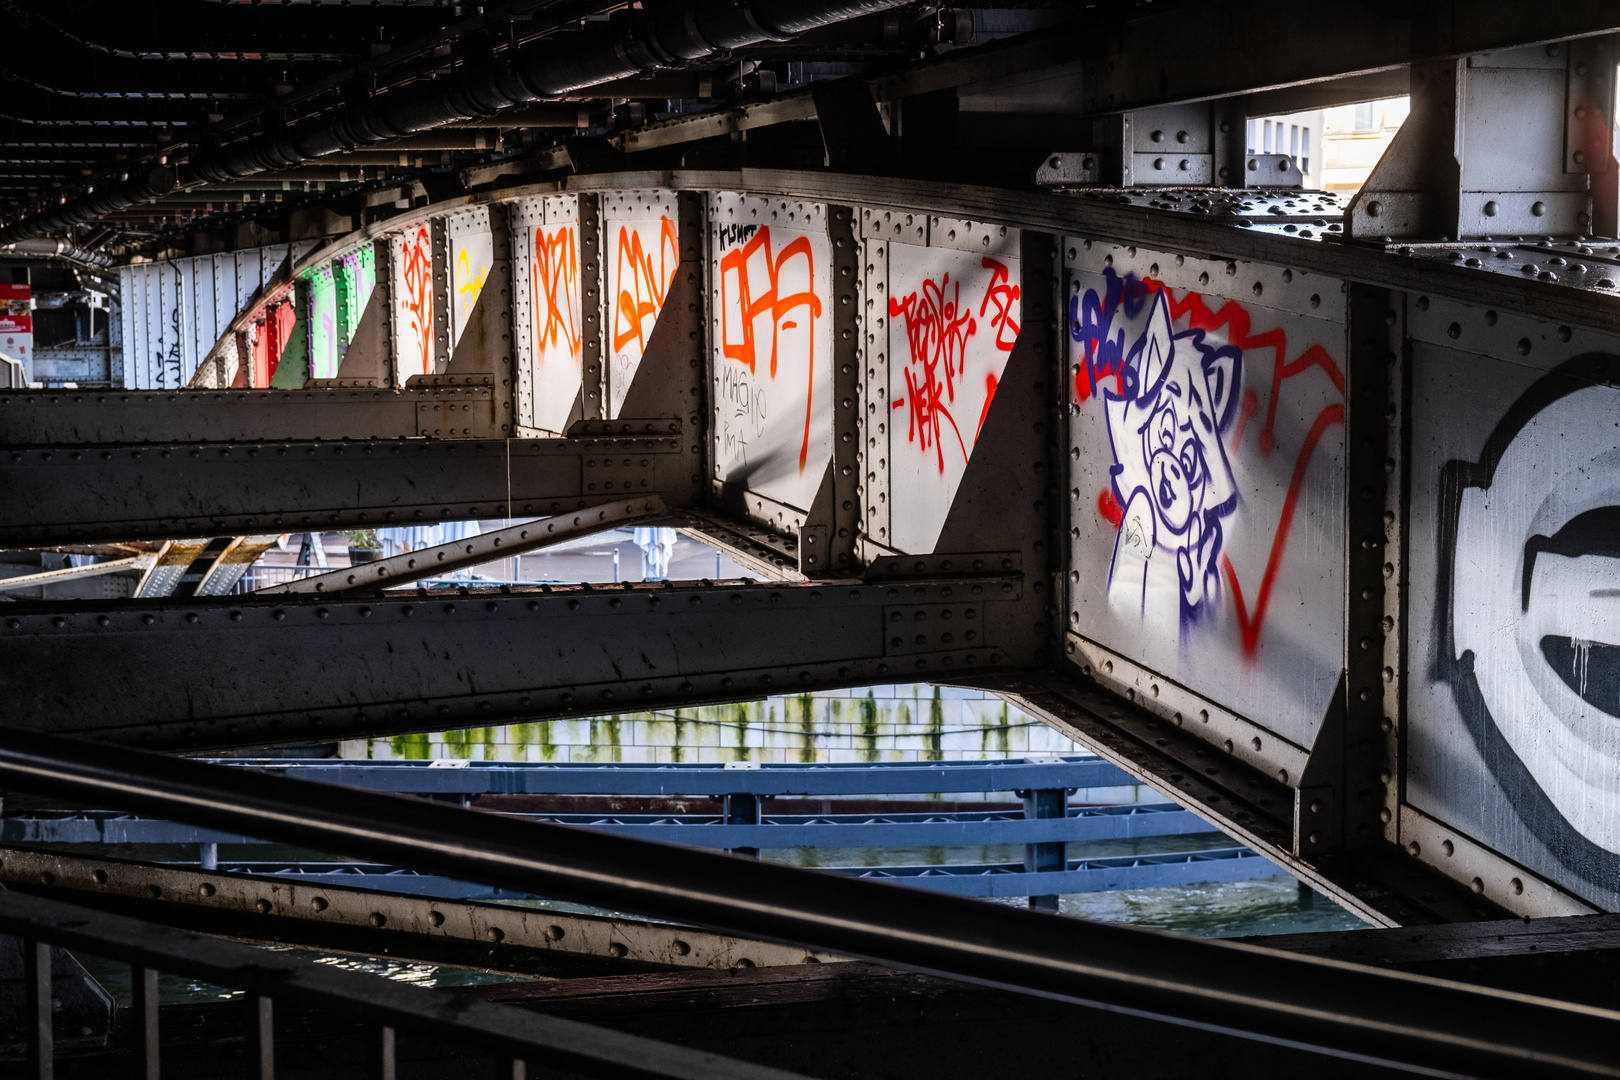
[0,238,116,268]
[0,166,175,244]
[192,0,906,182]
[0,0,904,241]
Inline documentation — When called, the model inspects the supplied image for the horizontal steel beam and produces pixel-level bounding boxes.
[0,727,1614,1079]
[0,385,506,446]
[233,755,1125,796]
[0,560,1026,750]
[0,422,690,545]
[1077,2,1620,114]
[562,168,1620,337]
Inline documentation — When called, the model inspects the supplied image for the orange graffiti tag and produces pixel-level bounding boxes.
[719,225,823,471]
[613,216,679,355]
[534,224,581,361]
[400,224,433,377]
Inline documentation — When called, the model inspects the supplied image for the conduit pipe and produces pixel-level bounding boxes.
[0,0,905,242]
[192,0,907,181]
[0,166,175,244]
[0,727,1615,1080]
[0,237,115,268]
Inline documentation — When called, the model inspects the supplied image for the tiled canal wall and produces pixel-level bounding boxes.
[340,686,1146,803]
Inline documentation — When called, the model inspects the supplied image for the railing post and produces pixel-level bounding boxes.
[247,994,273,1080]
[723,792,761,858]
[132,964,160,1080]
[1020,788,1068,911]
[371,1024,396,1080]
[23,938,52,1080]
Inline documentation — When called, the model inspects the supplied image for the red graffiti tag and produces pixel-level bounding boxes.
[890,273,977,473]
[978,257,1021,351]
[1097,487,1124,528]
[534,224,581,360]
[400,225,433,377]
[719,225,823,471]
[891,258,1020,474]
[613,216,679,356]
[1143,280,1344,454]
[1144,281,1345,652]
[1221,402,1346,654]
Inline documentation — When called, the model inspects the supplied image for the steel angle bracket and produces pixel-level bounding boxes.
[1068,635,1311,789]
[0,847,845,975]
[672,508,803,581]
[972,668,1514,929]
[261,497,669,595]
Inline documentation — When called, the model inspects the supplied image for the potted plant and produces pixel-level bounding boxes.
[346,528,382,564]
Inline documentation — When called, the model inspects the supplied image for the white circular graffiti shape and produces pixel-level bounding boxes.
[1453,381,1620,854]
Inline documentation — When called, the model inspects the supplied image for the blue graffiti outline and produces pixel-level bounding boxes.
[1082,269,1244,630]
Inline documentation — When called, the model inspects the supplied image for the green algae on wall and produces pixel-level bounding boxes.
[926,686,944,762]
[440,726,499,761]
[507,722,556,762]
[859,691,879,762]
[393,731,433,760]
[366,687,1082,766]
[580,716,624,762]
[797,692,816,764]
[732,703,751,762]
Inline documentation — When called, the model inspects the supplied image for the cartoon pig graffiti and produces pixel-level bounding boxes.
[1104,289,1242,628]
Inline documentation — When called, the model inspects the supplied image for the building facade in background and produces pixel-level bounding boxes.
[1247,98,1410,192]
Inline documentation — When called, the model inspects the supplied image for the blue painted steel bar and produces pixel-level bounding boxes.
[215,756,1135,797]
[0,803,1207,849]
[851,848,1290,899]
[201,847,1281,899]
[522,806,1205,848]
[1,814,262,845]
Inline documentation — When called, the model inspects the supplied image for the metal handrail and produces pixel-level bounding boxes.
[0,888,808,1079]
[0,728,1617,1079]
[0,801,1203,849]
[213,755,1133,796]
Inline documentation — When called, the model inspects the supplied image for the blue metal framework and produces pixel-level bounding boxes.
[2,802,1205,849]
[6,757,1279,899]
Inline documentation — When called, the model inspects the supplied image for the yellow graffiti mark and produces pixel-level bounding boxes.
[456,246,488,327]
